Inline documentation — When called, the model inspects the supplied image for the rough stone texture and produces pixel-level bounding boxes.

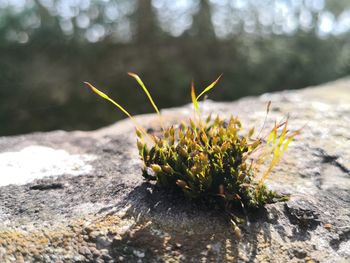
[0,78,349,263]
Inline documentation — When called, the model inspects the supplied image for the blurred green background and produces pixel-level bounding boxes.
[0,0,349,136]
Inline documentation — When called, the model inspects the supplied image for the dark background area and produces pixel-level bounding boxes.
[0,0,349,136]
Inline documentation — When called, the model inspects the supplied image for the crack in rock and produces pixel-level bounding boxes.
[284,200,321,230]
[29,183,64,191]
[313,147,350,175]
[330,229,350,251]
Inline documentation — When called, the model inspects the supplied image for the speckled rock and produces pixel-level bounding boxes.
[0,78,349,263]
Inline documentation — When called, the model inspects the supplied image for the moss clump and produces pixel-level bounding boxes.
[86,73,299,229]
[137,114,292,209]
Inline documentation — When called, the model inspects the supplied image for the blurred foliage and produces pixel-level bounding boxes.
[0,0,349,136]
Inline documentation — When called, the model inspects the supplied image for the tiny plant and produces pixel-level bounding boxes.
[85,73,300,234]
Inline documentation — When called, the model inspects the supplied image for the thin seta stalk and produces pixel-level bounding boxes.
[84,81,151,142]
[190,74,223,140]
[127,72,165,131]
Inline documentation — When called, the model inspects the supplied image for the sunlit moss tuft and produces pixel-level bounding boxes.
[137,114,298,209]
[86,73,300,231]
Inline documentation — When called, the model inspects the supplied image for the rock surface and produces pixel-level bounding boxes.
[0,78,349,263]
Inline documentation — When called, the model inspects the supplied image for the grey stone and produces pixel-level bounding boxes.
[0,78,349,262]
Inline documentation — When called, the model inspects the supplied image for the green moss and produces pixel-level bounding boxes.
[87,73,300,231]
[138,115,289,209]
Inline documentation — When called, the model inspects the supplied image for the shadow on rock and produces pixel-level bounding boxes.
[105,182,276,262]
